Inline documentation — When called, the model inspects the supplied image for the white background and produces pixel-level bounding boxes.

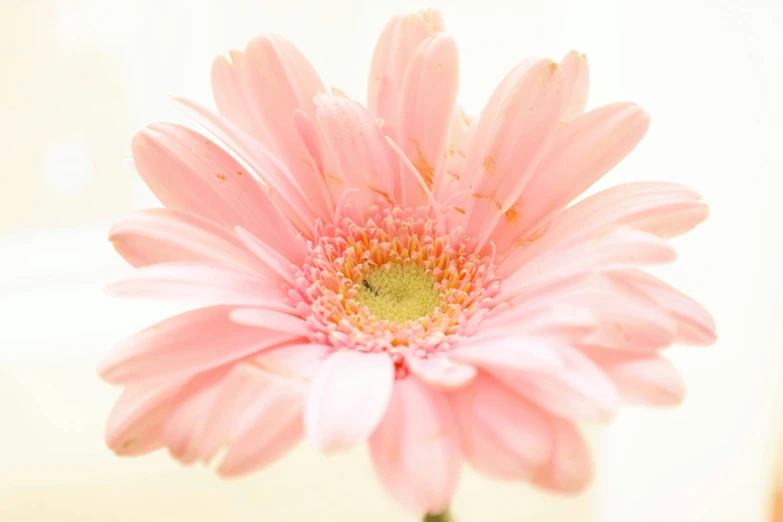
[1,1,782,520]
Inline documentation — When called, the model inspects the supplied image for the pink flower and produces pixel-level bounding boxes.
[101,8,716,516]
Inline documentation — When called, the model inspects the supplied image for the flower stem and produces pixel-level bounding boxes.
[423,508,454,522]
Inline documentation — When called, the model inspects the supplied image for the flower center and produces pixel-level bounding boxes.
[289,203,501,356]
[356,263,441,323]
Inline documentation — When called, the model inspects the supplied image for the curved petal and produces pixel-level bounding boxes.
[397,33,459,198]
[369,376,461,516]
[611,269,716,346]
[230,308,310,337]
[560,50,589,122]
[201,364,307,474]
[241,35,332,219]
[494,103,651,255]
[99,306,303,385]
[406,355,476,390]
[131,123,306,263]
[450,335,564,372]
[596,353,686,406]
[109,208,263,274]
[105,379,184,456]
[495,344,619,422]
[106,262,291,308]
[500,182,708,276]
[452,374,552,480]
[532,416,593,493]
[368,10,442,120]
[171,96,324,236]
[315,94,397,213]
[304,351,394,453]
[464,59,566,248]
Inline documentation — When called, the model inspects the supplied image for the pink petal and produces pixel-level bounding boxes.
[106,262,291,309]
[105,380,184,456]
[452,374,552,480]
[252,342,328,382]
[496,344,619,422]
[494,103,651,255]
[304,351,394,453]
[234,226,297,286]
[368,10,442,120]
[433,106,474,203]
[502,228,676,295]
[230,308,310,337]
[163,369,229,464]
[314,94,397,213]
[532,417,593,493]
[386,136,440,212]
[369,377,461,515]
[99,306,303,385]
[131,123,306,263]
[501,182,707,276]
[109,208,263,274]
[406,355,476,390]
[464,59,566,248]
[397,33,459,198]
[560,50,589,122]
[241,35,333,219]
[200,364,307,471]
[211,50,269,142]
[450,335,564,372]
[171,96,323,236]
[597,354,686,406]
[611,269,716,346]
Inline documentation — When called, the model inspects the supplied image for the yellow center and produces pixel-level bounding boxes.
[355,263,441,323]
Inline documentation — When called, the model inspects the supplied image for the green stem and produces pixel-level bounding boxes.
[423,508,454,522]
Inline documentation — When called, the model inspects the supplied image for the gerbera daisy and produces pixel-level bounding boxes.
[101,8,715,519]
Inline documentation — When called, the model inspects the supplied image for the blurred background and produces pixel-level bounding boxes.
[1,0,782,520]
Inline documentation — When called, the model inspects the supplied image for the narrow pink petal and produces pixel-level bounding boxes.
[99,306,303,385]
[171,96,322,236]
[368,10,441,119]
[131,123,307,262]
[163,369,229,464]
[500,182,708,276]
[105,380,184,456]
[452,374,551,480]
[560,50,589,122]
[611,269,716,346]
[369,377,461,515]
[314,94,397,213]
[211,51,269,142]
[304,351,394,453]
[240,35,333,217]
[109,208,263,274]
[252,343,329,382]
[450,335,564,372]
[106,262,291,309]
[397,33,459,197]
[406,355,476,390]
[597,354,686,406]
[464,59,566,248]
[234,226,297,286]
[454,57,537,196]
[386,136,440,213]
[494,103,651,255]
[376,74,401,142]
[532,417,593,493]
[433,106,473,203]
[496,344,619,422]
[230,308,310,337]
[502,228,676,296]
[199,363,306,467]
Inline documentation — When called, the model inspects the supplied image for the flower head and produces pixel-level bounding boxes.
[102,8,715,516]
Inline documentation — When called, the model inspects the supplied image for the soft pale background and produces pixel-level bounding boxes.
[1,0,782,521]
